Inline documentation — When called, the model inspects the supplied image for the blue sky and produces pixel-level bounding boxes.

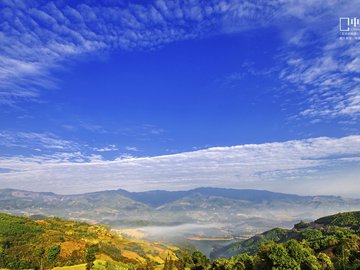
[0,0,360,195]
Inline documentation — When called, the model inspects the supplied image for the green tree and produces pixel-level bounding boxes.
[333,242,351,270]
[35,246,45,270]
[317,253,334,270]
[286,239,319,269]
[86,244,99,270]
[211,258,233,270]
[190,250,210,270]
[47,245,61,267]
[301,229,323,250]
[294,221,310,230]
[136,259,155,270]
[163,255,175,270]
[235,253,254,270]
[255,242,300,270]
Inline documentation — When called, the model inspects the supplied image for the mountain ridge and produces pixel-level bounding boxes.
[0,187,347,208]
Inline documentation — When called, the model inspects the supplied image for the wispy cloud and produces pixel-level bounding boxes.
[274,0,360,120]
[219,1,360,121]
[2,0,353,108]
[279,40,360,120]
[117,124,166,138]
[0,135,359,196]
[0,131,78,151]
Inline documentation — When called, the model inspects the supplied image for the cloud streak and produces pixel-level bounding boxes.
[0,131,79,151]
[0,135,359,196]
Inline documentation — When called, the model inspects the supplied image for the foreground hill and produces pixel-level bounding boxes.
[0,212,179,269]
[211,211,360,264]
[1,211,359,270]
[206,212,360,269]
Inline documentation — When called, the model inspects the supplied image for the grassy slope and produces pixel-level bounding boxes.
[0,213,178,269]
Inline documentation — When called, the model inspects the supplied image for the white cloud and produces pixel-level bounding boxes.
[93,144,119,152]
[0,135,359,196]
[125,146,139,152]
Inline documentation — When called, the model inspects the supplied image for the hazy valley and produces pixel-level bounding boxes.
[1,187,359,257]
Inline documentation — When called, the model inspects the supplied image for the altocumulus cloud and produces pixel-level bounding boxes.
[0,135,359,196]
[0,0,250,104]
[1,0,360,120]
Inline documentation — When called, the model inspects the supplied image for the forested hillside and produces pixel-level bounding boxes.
[210,211,360,269]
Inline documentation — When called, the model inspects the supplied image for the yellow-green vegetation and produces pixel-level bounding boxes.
[0,213,179,270]
[54,264,86,270]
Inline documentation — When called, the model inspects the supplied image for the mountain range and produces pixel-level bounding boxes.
[1,187,359,239]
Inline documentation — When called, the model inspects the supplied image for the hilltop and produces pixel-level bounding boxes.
[0,212,179,270]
